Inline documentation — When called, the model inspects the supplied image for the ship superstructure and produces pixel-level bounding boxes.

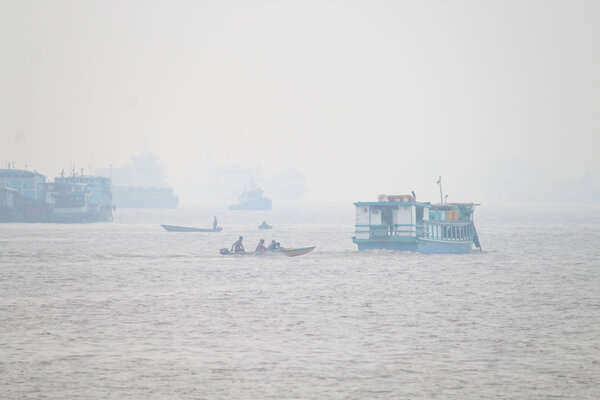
[45,175,113,222]
[229,184,272,211]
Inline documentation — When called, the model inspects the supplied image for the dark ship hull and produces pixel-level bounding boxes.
[0,192,52,222]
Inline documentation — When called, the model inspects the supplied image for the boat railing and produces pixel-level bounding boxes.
[421,220,474,241]
[355,224,417,238]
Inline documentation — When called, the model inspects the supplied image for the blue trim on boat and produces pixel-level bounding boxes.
[356,240,419,252]
[415,238,474,254]
[353,237,473,254]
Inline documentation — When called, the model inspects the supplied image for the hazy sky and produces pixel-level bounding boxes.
[1,0,599,203]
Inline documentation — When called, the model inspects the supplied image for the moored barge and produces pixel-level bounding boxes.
[1,168,113,223]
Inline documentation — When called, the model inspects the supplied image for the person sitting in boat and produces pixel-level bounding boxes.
[267,240,279,251]
[231,236,245,253]
[255,239,266,253]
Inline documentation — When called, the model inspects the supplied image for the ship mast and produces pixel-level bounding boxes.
[438,175,443,204]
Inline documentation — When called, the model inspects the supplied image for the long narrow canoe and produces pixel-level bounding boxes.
[219,246,316,257]
[161,224,222,232]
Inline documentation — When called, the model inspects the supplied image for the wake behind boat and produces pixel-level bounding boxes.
[219,246,315,257]
[161,224,222,232]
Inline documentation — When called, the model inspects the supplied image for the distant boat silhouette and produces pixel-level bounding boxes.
[258,221,272,230]
[161,224,222,232]
[229,184,272,211]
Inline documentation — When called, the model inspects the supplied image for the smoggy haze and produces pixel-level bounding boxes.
[1,1,599,204]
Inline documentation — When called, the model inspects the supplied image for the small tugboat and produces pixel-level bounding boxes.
[352,182,481,254]
[258,221,272,230]
[229,184,272,211]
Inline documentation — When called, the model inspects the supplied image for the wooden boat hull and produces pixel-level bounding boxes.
[278,246,316,256]
[161,224,222,232]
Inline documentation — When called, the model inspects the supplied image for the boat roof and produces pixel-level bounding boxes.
[430,202,480,208]
[354,201,431,207]
[0,169,46,179]
[55,175,111,183]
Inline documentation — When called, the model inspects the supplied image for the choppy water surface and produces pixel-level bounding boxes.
[1,204,599,399]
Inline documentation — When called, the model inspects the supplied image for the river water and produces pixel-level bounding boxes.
[1,203,599,399]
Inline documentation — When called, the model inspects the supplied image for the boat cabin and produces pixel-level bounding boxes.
[354,194,429,240]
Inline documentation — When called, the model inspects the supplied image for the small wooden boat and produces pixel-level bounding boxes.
[161,224,222,232]
[219,246,315,257]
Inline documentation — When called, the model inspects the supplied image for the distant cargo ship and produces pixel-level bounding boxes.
[352,193,481,254]
[229,185,272,211]
[96,152,179,209]
[111,186,179,208]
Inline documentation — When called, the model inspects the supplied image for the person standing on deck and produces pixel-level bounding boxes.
[213,216,218,231]
[231,236,245,253]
